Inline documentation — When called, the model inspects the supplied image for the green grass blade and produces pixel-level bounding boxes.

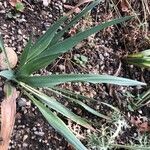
[19,74,146,87]
[20,82,93,129]
[18,35,33,68]
[50,0,101,45]
[0,34,5,52]
[26,94,87,150]
[20,16,133,74]
[46,87,111,120]
[27,16,67,61]
[0,70,14,80]
[53,87,120,113]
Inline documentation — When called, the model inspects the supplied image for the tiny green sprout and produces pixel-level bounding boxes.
[73,54,88,67]
[15,2,25,12]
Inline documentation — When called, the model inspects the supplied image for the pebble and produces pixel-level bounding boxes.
[18,29,22,35]
[34,131,45,136]
[33,127,37,131]
[23,135,28,141]
[26,101,31,107]
[18,98,27,107]
[23,143,28,147]
[58,64,65,71]
[0,10,5,13]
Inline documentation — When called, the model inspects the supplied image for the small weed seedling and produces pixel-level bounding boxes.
[73,54,88,67]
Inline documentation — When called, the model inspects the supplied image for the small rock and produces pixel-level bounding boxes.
[43,0,51,6]
[18,98,26,107]
[58,64,65,71]
[18,29,22,35]
[33,127,37,131]
[26,101,31,107]
[23,135,28,141]
[23,143,28,147]
[34,131,45,136]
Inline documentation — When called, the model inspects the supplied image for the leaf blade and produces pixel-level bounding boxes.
[19,74,146,87]
[20,82,93,129]
[39,16,133,57]
[126,49,150,68]
[50,0,101,45]
[17,54,58,76]
[18,35,33,68]
[27,16,67,61]
[27,94,87,150]
[46,87,111,120]
[52,87,120,113]
[0,70,14,80]
[20,16,133,74]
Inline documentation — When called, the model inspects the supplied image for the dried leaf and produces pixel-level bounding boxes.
[0,84,19,150]
[130,116,150,132]
[9,0,22,7]
[0,47,18,70]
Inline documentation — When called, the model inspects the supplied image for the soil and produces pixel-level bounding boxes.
[0,0,150,150]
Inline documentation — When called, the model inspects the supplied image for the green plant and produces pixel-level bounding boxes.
[0,1,146,149]
[126,49,150,110]
[15,2,25,12]
[126,49,150,68]
[73,54,88,67]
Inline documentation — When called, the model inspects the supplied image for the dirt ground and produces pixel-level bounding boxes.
[0,0,150,149]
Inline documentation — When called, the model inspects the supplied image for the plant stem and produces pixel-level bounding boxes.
[135,88,150,108]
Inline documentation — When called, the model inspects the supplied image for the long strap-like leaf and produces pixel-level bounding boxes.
[26,93,87,150]
[18,16,133,75]
[46,87,111,120]
[18,74,146,87]
[27,16,67,61]
[0,70,14,80]
[50,0,101,46]
[20,82,93,129]
[18,34,33,68]
[37,16,132,58]
[52,87,120,113]
[16,55,58,76]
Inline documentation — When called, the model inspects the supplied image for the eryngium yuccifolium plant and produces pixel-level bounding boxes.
[0,1,146,149]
